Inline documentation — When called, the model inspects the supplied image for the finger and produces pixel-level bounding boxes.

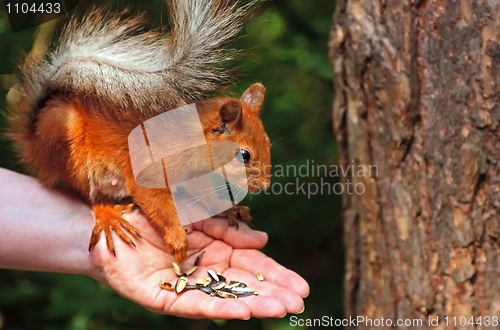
[223,292,287,318]
[165,290,251,319]
[222,268,303,315]
[230,250,310,299]
[192,217,268,249]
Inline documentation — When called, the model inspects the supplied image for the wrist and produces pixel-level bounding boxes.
[72,211,106,281]
[0,168,101,277]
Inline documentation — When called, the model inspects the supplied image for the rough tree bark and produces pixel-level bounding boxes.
[329,1,500,329]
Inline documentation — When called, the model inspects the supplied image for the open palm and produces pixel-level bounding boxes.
[88,212,309,319]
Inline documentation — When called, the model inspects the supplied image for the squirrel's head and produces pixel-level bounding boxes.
[197,83,271,193]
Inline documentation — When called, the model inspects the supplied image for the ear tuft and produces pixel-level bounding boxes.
[220,100,242,124]
[241,83,266,110]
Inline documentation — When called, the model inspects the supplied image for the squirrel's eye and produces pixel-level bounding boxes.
[235,148,251,164]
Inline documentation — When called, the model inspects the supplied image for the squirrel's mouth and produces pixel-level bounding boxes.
[247,178,270,193]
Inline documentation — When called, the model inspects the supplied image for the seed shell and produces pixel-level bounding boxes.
[196,278,209,286]
[159,281,174,291]
[161,251,261,299]
[216,291,237,299]
[184,266,198,276]
[172,262,183,277]
[256,270,264,281]
[194,250,205,266]
[175,276,188,293]
[226,281,246,289]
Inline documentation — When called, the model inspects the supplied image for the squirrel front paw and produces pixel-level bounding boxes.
[89,204,142,256]
[217,205,252,229]
[165,225,189,263]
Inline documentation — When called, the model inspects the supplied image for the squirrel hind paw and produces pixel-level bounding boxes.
[89,204,142,256]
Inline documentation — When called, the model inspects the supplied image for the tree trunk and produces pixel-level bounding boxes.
[330,1,500,329]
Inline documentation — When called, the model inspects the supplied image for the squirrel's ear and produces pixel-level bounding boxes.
[241,83,266,114]
[219,99,242,129]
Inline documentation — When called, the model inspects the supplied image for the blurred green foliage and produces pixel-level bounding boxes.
[0,0,341,329]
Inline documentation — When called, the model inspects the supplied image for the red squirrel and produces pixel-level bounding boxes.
[5,0,271,263]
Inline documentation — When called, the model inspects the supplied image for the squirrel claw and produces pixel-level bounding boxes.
[217,205,252,229]
[173,249,188,264]
[89,204,142,256]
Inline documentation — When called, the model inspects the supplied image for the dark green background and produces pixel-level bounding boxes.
[0,0,342,329]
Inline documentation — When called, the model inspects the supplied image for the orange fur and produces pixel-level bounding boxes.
[8,84,270,263]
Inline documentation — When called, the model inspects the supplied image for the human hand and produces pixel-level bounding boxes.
[0,168,308,319]
[88,211,309,319]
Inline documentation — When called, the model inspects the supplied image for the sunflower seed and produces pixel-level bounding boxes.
[226,281,246,289]
[184,285,200,290]
[210,281,226,290]
[230,287,255,295]
[207,269,219,282]
[232,291,254,297]
[199,286,214,294]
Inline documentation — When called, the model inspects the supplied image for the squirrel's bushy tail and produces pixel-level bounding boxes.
[6,0,257,154]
